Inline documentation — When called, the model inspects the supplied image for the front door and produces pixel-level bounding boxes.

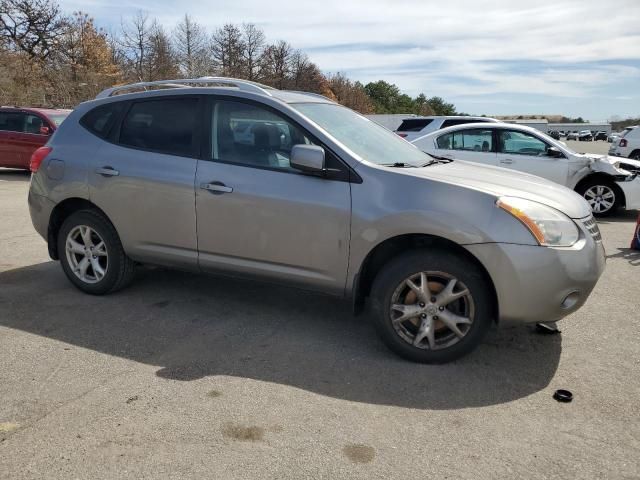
[87,96,201,269]
[496,129,569,185]
[195,98,351,294]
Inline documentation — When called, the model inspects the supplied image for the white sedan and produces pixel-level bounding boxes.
[412,123,640,216]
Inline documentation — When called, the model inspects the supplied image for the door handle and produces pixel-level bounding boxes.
[95,166,119,177]
[200,182,233,194]
[499,159,514,165]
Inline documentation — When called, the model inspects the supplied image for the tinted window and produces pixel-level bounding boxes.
[120,98,199,156]
[24,114,44,134]
[441,119,493,129]
[499,130,548,156]
[212,100,314,171]
[0,112,26,133]
[437,129,493,152]
[81,102,125,139]
[397,119,433,132]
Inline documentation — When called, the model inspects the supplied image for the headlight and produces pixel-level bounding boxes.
[497,197,579,247]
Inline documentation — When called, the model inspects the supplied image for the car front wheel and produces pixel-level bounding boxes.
[57,210,135,295]
[577,180,619,217]
[370,249,493,363]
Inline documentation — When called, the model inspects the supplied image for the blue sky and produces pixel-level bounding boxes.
[60,0,640,121]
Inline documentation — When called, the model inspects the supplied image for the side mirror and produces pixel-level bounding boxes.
[547,146,564,158]
[291,144,325,174]
[39,126,51,135]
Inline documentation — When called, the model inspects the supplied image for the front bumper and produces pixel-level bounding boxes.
[465,219,606,325]
[617,177,640,210]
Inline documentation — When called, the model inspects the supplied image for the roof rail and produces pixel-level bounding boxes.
[95,77,275,99]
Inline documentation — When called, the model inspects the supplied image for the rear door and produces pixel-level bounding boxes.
[13,113,50,168]
[0,111,26,168]
[86,96,201,269]
[495,129,569,184]
[195,97,351,294]
[432,128,498,165]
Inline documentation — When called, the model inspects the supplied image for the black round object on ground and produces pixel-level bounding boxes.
[553,389,573,403]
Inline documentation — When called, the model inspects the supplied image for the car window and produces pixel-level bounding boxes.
[81,102,126,139]
[436,129,493,152]
[0,112,26,133]
[212,100,314,171]
[48,112,69,127]
[499,130,549,156]
[397,119,433,132]
[24,114,44,134]
[441,119,487,129]
[119,98,199,157]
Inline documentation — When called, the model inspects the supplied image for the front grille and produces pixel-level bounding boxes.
[582,215,602,242]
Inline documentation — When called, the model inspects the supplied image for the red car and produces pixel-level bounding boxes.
[0,107,71,170]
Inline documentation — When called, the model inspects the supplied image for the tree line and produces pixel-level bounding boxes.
[0,0,458,115]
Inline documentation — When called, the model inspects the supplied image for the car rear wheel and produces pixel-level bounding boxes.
[577,180,619,217]
[57,210,135,294]
[370,249,493,363]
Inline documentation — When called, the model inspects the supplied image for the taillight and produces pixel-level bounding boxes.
[396,133,408,138]
[30,146,52,172]
[619,139,628,147]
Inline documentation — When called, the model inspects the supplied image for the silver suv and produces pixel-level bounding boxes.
[28,77,605,363]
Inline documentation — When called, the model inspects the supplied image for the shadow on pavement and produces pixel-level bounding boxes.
[607,248,640,266]
[0,169,30,181]
[0,261,562,409]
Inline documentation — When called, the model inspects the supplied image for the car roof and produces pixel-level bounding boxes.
[402,115,498,121]
[414,121,549,140]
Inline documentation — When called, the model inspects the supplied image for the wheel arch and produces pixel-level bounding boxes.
[629,149,640,160]
[574,172,626,208]
[47,198,112,260]
[352,233,498,321]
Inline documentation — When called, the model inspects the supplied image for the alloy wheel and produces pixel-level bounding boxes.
[65,225,108,284]
[389,271,475,350]
[584,185,615,214]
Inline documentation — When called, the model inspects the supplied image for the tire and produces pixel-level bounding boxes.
[57,209,135,295]
[370,249,493,364]
[630,151,640,161]
[576,178,620,217]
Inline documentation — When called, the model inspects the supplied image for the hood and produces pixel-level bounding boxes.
[398,160,592,219]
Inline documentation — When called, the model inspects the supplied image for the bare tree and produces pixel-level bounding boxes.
[241,23,264,81]
[173,13,209,77]
[119,11,153,81]
[210,23,244,77]
[0,0,67,61]
[260,40,291,89]
[147,22,178,80]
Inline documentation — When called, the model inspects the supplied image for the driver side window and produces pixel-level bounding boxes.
[499,130,549,156]
[212,100,314,171]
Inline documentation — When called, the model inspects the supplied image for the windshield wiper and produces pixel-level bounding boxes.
[420,154,453,167]
[381,162,416,168]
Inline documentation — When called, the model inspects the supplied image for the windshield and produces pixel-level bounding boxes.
[48,113,69,126]
[290,103,432,166]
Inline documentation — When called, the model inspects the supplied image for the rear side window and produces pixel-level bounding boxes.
[397,119,433,132]
[81,102,125,139]
[119,98,199,157]
[437,129,494,152]
[0,112,26,132]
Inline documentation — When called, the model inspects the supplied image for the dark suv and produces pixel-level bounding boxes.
[0,107,70,170]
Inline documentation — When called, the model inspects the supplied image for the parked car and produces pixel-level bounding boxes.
[609,126,640,160]
[566,131,579,140]
[0,107,70,170]
[29,78,605,364]
[608,132,621,143]
[394,116,499,141]
[548,130,561,140]
[412,122,640,216]
[594,131,608,141]
[578,130,593,141]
